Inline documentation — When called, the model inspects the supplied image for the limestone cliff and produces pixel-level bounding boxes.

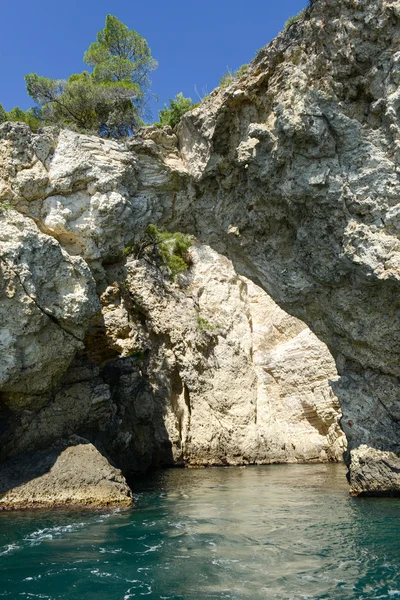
[102,245,344,470]
[1,0,399,497]
[173,0,400,495]
[0,209,344,486]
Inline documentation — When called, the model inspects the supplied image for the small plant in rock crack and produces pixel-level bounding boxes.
[218,64,249,90]
[196,317,215,333]
[285,8,307,29]
[0,200,15,211]
[125,349,147,361]
[123,224,193,280]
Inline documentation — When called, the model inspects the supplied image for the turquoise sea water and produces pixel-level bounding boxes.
[0,464,399,600]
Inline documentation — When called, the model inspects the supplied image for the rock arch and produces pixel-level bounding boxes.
[1,0,400,495]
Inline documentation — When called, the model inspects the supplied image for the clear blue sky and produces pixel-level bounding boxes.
[1,0,307,121]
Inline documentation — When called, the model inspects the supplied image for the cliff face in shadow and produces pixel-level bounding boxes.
[1,0,400,497]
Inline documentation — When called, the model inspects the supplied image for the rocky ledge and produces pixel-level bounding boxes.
[0,436,132,510]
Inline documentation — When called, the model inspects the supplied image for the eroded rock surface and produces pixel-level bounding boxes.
[0,209,98,409]
[0,436,132,510]
[101,245,344,470]
[0,237,344,478]
[1,0,398,496]
[174,0,400,494]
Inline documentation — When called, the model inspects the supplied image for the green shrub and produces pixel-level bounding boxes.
[163,254,188,279]
[25,15,157,137]
[5,106,42,132]
[124,224,193,280]
[219,64,249,90]
[235,64,249,78]
[0,202,14,211]
[125,349,147,361]
[0,103,6,124]
[157,92,196,128]
[0,103,42,132]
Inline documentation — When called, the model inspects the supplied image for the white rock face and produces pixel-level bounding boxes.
[246,280,344,463]
[0,209,98,405]
[12,127,139,261]
[0,124,185,264]
[0,237,344,478]
[104,245,345,467]
[0,121,344,481]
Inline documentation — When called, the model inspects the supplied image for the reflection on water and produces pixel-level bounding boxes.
[0,464,399,599]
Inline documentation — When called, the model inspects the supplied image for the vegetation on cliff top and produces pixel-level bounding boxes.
[0,7,310,136]
[156,93,197,128]
[0,104,42,132]
[285,8,307,29]
[219,64,249,89]
[2,16,198,136]
[23,15,157,138]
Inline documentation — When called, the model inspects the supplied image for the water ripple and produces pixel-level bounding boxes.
[0,465,399,599]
